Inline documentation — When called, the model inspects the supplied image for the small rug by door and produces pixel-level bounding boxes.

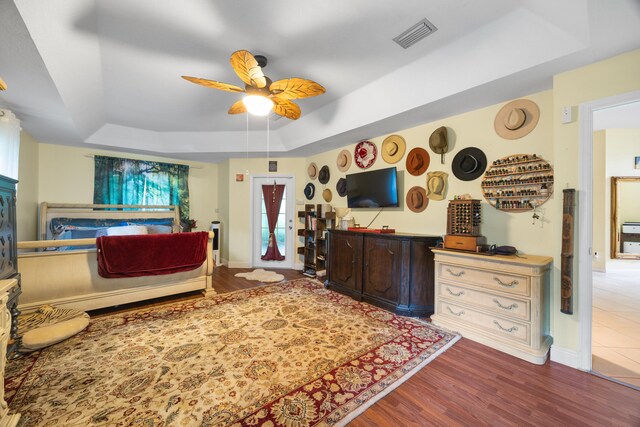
[234,268,285,282]
[5,279,459,427]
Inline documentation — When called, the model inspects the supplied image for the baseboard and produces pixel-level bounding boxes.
[550,345,580,369]
[293,262,304,271]
[220,258,229,267]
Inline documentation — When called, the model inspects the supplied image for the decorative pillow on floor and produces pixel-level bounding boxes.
[234,269,285,283]
[18,305,90,352]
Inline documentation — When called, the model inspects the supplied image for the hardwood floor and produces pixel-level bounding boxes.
[89,266,640,426]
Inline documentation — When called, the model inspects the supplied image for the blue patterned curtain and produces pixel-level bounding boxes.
[93,155,190,221]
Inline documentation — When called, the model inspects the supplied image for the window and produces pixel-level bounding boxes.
[93,155,190,222]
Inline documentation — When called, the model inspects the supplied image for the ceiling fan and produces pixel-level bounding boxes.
[0,77,6,91]
[182,50,325,120]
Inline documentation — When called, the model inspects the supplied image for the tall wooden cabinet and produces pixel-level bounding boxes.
[298,204,334,277]
[0,175,20,426]
[326,230,439,316]
[431,249,552,364]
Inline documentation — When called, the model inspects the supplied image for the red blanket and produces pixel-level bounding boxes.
[96,232,209,278]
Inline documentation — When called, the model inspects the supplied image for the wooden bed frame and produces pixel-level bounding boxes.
[18,203,215,313]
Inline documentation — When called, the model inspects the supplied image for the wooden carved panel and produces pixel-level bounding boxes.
[561,189,575,315]
[363,238,401,303]
[328,233,362,292]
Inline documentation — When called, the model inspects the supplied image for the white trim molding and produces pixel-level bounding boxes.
[550,345,580,369]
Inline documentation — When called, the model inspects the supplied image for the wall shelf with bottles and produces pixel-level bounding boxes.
[481,154,553,212]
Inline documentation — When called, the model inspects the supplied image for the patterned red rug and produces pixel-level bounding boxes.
[5,278,459,426]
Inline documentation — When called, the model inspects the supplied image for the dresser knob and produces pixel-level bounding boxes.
[446,268,465,277]
[493,277,518,287]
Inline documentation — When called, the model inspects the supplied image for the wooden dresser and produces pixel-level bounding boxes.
[431,249,552,364]
[326,230,440,316]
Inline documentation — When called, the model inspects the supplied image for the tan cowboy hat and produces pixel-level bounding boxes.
[382,135,406,164]
[429,127,448,164]
[322,188,333,202]
[494,99,540,139]
[406,147,430,176]
[307,162,318,180]
[336,149,352,172]
[406,186,429,213]
[425,171,448,201]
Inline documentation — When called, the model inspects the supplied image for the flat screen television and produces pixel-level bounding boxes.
[346,167,399,208]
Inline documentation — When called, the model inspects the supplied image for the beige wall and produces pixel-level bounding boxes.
[18,142,219,242]
[552,49,640,353]
[306,90,555,255]
[16,131,39,241]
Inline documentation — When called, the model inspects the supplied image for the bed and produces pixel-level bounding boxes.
[17,203,215,313]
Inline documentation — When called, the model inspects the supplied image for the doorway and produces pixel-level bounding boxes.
[578,90,640,389]
[250,175,295,269]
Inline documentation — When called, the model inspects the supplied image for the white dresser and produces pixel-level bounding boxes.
[0,279,19,427]
[431,249,552,365]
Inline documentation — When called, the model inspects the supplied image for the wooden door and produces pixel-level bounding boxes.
[362,236,402,305]
[327,232,362,295]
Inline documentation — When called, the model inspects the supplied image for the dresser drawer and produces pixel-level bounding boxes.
[439,283,530,321]
[438,262,530,297]
[0,294,8,333]
[439,301,530,345]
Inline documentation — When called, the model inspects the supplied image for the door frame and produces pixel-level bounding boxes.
[577,89,640,371]
[249,174,296,269]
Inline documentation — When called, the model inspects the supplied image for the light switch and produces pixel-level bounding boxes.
[561,106,574,124]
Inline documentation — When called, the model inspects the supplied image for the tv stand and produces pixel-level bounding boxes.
[326,229,439,316]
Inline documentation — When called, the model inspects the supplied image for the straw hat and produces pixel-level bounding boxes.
[336,178,347,197]
[318,165,330,184]
[304,183,315,200]
[336,149,352,172]
[322,188,333,202]
[425,171,448,201]
[494,99,540,139]
[406,147,430,176]
[307,162,318,180]
[429,127,448,164]
[451,147,487,181]
[406,186,429,213]
[354,141,377,169]
[381,135,406,164]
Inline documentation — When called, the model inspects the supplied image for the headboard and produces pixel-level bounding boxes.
[38,202,181,241]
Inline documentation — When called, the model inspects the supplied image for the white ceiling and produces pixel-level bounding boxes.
[1,0,640,163]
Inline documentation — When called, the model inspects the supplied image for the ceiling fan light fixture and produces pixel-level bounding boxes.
[243,95,274,116]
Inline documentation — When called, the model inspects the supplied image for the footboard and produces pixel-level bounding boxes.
[17,232,215,312]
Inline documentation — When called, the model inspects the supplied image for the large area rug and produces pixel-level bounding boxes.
[5,278,459,426]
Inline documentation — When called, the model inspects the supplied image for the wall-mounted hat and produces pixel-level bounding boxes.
[304,183,315,200]
[406,147,430,176]
[406,186,429,213]
[425,171,448,201]
[336,149,352,172]
[322,188,333,202]
[429,126,449,164]
[318,165,330,184]
[307,162,318,180]
[452,147,487,181]
[354,141,377,169]
[336,178,347,197]
[494,99,540,139]
[381,135,406,164]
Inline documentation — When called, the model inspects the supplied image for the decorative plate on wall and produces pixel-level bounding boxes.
[481,154,553,212]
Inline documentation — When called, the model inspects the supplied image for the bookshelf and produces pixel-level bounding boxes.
[297,204,335,277]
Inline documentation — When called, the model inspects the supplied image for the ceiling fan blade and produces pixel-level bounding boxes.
[228,99,247,115]
[270,78,325,99]
[0,77,6,90]
[181,76,244,93]
[230,50,267,89]
[272,97,301,120]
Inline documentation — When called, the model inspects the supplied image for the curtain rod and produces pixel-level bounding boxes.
[84,154,203,169]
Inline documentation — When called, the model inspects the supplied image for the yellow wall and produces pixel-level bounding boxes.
[16,131,39,241]
[305,90,555,254]
[552,49,640,353]
[18,142,219,240]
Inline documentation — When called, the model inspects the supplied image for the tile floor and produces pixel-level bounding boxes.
[592,266,640,388]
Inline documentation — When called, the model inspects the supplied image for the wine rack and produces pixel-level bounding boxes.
[481,154,553,212]
[447,199,481,236]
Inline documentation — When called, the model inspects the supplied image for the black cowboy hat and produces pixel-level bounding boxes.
[336,178,347,197]
[451,147,487,181]
[304,183,315,200]
[318,165,330,184]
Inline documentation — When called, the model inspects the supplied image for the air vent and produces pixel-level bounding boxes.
[393,18,438,49]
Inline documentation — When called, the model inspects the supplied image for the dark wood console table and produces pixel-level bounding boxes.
[326,230,440,316]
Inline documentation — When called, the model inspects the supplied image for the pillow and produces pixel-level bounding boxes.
[145,224,173,234]
[106,225,149,236]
